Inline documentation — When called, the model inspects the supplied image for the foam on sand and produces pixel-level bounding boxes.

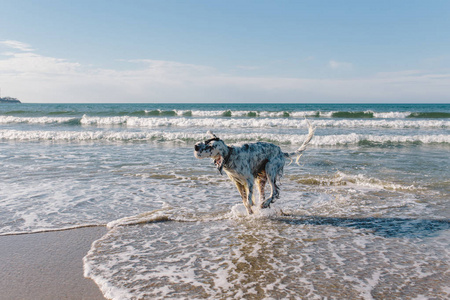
[84,218,450,299]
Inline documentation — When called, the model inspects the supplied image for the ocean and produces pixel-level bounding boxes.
[0,103,449,299]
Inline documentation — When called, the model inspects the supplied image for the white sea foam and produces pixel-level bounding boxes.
[311,119,450,129]
[373,111,410,118]
[0,129,204,142]
[84,218,450,300]
[77,116,450,129]
[311,133,450,145]
[106,209,172,228]
[1,115,449,129]
[295,171,421,192]
[1,129,449,145]
[176,110,321,118]
[171,110,414,118]
[229,203,284,219]
[0,115,79,124]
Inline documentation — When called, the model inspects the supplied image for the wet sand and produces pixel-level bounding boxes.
[0,226,107,300]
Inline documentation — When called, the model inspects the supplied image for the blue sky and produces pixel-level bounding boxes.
[1,0,450,103]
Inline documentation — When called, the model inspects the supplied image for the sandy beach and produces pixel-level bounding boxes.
[0,226,107,300]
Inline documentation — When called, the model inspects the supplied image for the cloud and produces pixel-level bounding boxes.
[1,41,449,103]
[329,60,353,70]
[0,52,80,74]
[0,40,34,52]
[375,70,424,78]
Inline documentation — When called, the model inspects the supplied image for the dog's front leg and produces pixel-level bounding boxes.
[234,182,253,215]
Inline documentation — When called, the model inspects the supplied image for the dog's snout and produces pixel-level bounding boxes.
[194,144,200,151]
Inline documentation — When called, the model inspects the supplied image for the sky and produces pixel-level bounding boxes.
[1,0,450,103]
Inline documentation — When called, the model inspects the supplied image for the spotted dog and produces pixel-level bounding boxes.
[194,121,315,215]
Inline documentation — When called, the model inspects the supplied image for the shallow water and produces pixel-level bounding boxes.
[1,103,449,299]
[85,216,450,299]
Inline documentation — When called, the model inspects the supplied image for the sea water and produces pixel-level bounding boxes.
[0,103,449,299]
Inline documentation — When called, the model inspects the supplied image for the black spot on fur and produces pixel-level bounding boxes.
[253,158,269,178]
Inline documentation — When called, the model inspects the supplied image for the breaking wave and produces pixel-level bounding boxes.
[79,116,450,129]
[0,116,81,125]
[1,115,449,129]
[407,112,450,118]
[1,129,448,145]
[292,171,423,192]
[148,110,450,119]
[332,111,374,118]
[2,109,449,119]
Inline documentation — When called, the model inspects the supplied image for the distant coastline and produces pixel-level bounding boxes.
[0,97,21,103]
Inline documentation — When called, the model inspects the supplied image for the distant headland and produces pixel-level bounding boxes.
[0,97,21,103]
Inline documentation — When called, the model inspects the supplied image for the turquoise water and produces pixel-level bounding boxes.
[1,103,449,117]
[1,103,449,299]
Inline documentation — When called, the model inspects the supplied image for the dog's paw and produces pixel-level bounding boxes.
[260,201,271,209]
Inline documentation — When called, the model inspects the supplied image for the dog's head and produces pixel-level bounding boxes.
[194,131,229,171]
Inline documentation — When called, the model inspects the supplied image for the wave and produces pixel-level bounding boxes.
[332,111,374,118]
[0,223,103,237]
[407,112,450,118]
[171,110,318,118]
[0,116,81,125]
[1,129,448,145]
[74,115,450,129]
[184,110,430,119]
[3,110,30,115]
[186,110,449,119]
[145,109,178,116]
[312,133,450,146]
[2,109,449,119]
[106,207,238,229]
[47,110,76,115]
[292,171,422,192]
[2,115,449,129]
[328,111,450,119]
[145,109,320,118]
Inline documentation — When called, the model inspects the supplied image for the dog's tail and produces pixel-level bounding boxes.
[284,119,316,165]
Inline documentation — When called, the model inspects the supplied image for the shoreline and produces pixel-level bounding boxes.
[0,226,107,300]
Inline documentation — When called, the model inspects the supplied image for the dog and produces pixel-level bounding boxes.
[194,121,315,215]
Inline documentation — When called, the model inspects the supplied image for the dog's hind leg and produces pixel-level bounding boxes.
[260,162,281,209]
[261,178,275,208]
[256,176,267,207]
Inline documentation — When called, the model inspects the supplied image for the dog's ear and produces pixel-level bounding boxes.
[207,130,219,139]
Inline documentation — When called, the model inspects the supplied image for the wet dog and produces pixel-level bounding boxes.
[194,122,315,214]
